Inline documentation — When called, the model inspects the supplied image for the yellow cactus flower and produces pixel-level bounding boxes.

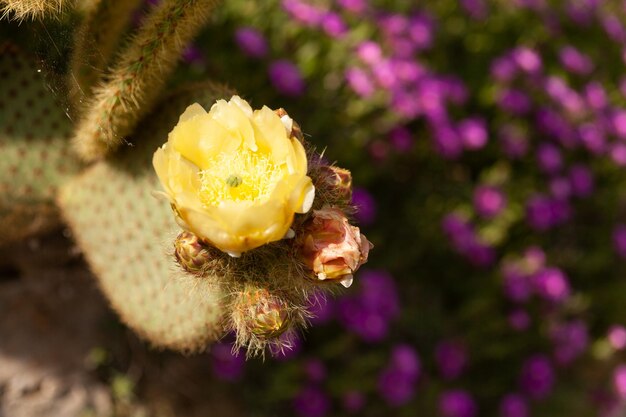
[153,96,315,256]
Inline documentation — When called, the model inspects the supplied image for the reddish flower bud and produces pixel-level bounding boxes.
[298,207,372,287]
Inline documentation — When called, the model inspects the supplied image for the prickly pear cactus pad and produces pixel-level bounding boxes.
[151,95,372,355]
[58,84,233,352]
[0,44,82,245]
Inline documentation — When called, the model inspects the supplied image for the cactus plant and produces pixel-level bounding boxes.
[0,0,367,357]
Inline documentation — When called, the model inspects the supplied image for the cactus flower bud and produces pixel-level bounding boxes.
[298,207,372,288]
[234,287,291,339]
[316,165,353,202]
[174,231,215,274]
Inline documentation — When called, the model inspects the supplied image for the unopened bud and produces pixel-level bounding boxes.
[174,231,214,274]
[317,165,352,202]
[235,287,291,339]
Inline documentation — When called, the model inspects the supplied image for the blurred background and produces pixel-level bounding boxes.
[2,0,626,416]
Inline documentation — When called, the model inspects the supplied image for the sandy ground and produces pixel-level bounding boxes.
[0,230,243,417]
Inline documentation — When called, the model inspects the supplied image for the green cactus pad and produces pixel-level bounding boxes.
[58,82,234,352]
[0,44,82,245]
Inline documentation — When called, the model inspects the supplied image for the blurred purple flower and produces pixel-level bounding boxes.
[407,13,435,50]
[584,82,608,111]
[293,386,331,417]
[234,27,268,58]
[272,334,302,361]
[433,124,464,159]
[559,46,593,75]
[612,224,626,258]
[458,117,488,150]
[491,55,517,82]
[211,343,245,382]
[182,45,205,65]
[391,89,422,118]
[474,185,506,218]
[613,365,626,399]
[321,12,347,38]
[568,165,594,198]
[372,59,398,90]
[579,122,606,155]
[536,143,563,174]
[512,47,542,74]
[378,367,416,406]
[550,320,589,365]
[337,0,367,14]
[345,67,375,98]
[609,325,626,350]
[269,60,306,96]
[390,344,421,380]
[356,41,383,66]
[352,187,377,225]
[611,110,626,139]
[439,390,478,417]
[342,391,366,413]
[526,195,570,231]
[460,0,488,20]
[498,89,532,115]
[499,393,528,417]
[282,0,324,26]
[377,13,409,37]
[601,15,626,43]
[389,126,414,151]
[502,264,532,303]
[532,267,571,303]
[435,340,468,380]
[519,354,555,400]
[610,143,626,167]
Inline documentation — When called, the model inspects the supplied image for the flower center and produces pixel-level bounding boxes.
[199,150,283,205]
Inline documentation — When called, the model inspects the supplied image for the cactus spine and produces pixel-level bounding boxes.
[0,0,67,20]
[72,0,219,162]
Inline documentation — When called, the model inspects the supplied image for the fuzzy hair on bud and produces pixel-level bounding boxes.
[173,231,226,275]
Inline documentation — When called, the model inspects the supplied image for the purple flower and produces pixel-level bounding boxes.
[360,270,401,319]
[321,12,347,38]
[526,195,570,231]
[512,47,542,74]
[390,344,421,380]
[391,89,422,118]
[182,45,205,65]
[549,177,571,200]
[282,0,324,26]
[433,124,464,159]
[345,67,375,97]
[460,0,488,19]
[356,41,383,66]
[211,343,245,382]
[601,15,626,43]
[234,27,268,58]
[342,391,366,413]
[559,46,593,75]
[352,187,377,225]
[407,13,434,50]
[519,355,555,400]
[532,267,571,303]
[491,56,517,82]
[568,165,594,198]
[610,143,626,167]
[613,365,626,399]
[497,89,532,115]
[502,264,532,303]
[372,59,398,89]
[439,390,478,417]
[550,320,589,365]
[337,0,367,14]
[269,60,306,96]
[608,325,626,350]
[474,185,506,218]
[536,143,563,174]
[389,126,413,151]
[499,393,528,417]
[458,117,488,150]
[612,224,626,258]
[579,122,607,155]
[435,340,468,380]
[293,386,331,417]
[612,109,626,139]
[584,82,608,111]
[378,367,416,406]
